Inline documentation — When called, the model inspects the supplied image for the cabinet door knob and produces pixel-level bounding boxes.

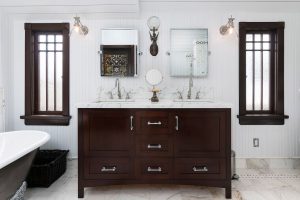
[147,144,162,149]
[147,121,162,125]
[175,115,179,131]
[101,166,117,172]
[147,166,162,172]
[130,116,134,131]
[193,166,208,172]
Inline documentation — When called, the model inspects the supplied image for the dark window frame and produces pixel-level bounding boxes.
[238,22,288,125]
[21,23,71,125]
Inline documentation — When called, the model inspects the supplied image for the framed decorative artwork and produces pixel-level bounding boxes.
[100,45,136,77]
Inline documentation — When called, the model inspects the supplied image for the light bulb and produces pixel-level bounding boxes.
[74,25,80,33]
[228,27,234,34]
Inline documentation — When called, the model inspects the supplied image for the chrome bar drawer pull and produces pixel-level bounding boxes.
[101,166,117,172]
[130,116,134,131]
[175,116,179,131]
[147,166,162,172]
[147,144,162,149]
[147,121,162,125]
[193,166,208,172]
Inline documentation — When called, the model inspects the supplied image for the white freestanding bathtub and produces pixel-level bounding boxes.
[0,130,50,199]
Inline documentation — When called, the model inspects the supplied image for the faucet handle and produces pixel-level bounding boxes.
[174,89,184,100]
[106,90,114,99]
[195,91,201,99]
[123,88,135,100]
[177,91,183,100]
[125,92,130,100]
[125,90,132,100]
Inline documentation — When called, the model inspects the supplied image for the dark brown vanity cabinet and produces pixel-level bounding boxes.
[78,108,231,199]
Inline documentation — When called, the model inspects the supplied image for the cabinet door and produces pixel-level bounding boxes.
[82,109,134,156]
[174,110,228,157]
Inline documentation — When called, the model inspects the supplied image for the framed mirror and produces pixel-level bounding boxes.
[170,29,208,77]
[100,29,139,77]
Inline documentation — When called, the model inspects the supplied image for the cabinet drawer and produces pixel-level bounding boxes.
[136,111,172,135]
[84,158,132,179]
[136,136,173,156]
[174,158,226,179]
[135,158,172,179]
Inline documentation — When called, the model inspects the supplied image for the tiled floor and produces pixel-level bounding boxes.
[25,160,300,200]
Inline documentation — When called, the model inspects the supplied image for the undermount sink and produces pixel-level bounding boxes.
[95,99,135,103]
[173,99,215,103]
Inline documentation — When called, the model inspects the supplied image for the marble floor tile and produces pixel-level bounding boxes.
[24,160,300,200]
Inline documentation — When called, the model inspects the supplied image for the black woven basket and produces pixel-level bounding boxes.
[26,150,69,188]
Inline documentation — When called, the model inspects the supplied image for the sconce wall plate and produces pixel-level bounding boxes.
[148,16,160,56]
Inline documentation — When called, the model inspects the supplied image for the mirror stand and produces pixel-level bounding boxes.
[145,69,163,102]
[151,87,160,102]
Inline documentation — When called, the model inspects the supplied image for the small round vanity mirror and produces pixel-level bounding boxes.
[145,69,163,86]
[145,69,163,102]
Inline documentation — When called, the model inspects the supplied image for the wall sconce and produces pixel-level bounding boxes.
[71,16,89,36]
[147,16,160,56]
[219,16,235,35]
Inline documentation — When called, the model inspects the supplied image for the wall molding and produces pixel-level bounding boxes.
[0,0,139,16]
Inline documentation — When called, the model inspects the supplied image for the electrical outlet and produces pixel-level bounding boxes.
[253,138,259,147]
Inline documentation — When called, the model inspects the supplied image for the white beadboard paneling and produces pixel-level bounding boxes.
[1,4,300,158]
[0,88,4,132]
[0,14,1,87]
[1,14,13,133]
[0,14,3,133]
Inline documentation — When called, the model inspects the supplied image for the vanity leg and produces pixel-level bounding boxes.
[78,186,84,198]
[225,186,232,199]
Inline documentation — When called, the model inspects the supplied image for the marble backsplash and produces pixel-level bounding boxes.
[96,85,216,102]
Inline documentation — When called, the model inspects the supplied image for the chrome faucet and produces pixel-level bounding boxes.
[115,78,122,99]
[187,62,193,99]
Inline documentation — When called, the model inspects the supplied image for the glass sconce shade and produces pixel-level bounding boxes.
[72,16,89,36]
[219,16,235,35]
[147,16,160,31]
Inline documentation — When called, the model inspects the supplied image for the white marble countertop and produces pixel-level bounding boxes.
[76,99,232,109]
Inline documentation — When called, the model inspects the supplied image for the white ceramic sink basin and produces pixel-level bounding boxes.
[173,99,214,103]
[95,99,135,103]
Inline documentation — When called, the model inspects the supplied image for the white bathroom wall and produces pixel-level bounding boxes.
[0,14,6,133]
[0,18,3,132]
[0,88,4,133]
[1,1,300,158]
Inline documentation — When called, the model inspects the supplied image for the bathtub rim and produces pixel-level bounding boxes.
[0,130,50,169]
